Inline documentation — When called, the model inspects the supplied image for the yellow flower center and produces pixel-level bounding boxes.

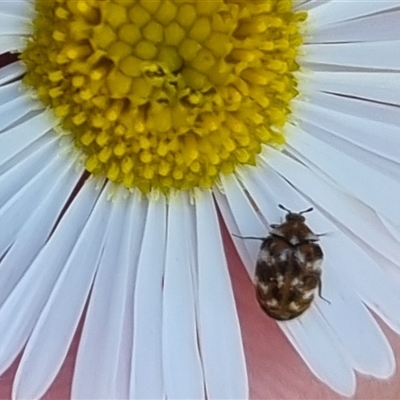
[21,0,306,194]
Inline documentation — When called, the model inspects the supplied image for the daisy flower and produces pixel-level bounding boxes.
[1,0,400,399]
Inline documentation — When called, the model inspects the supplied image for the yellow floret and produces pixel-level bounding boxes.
[21,0,306,195]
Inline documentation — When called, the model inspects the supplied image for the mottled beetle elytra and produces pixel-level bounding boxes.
[234,204,328,320]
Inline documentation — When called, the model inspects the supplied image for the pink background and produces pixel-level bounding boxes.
[1,53,399,399]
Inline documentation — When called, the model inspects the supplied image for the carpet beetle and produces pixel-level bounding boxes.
[242,204,326,321]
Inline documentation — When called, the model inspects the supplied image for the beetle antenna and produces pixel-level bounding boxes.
[299,207,314,215]
[232,233,265,241]
[279,204,314,215]
[278,204,292,213]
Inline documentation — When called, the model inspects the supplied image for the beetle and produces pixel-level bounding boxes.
[236,204,327,320]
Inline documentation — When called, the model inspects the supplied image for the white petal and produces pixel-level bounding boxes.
[13,182,113,400]
[281,313,356,396]
[300,71,400,105]
[0,0,33,20]
[379,215,400,247]
[0,146,68,256]
[0,155,81,306]
[235,167,281,224]
[300,90,400,128]
[130,196,166,400]
[318,263,395,379]
[215,174,267,275]
[302,41,400,70]
[0,61,25,85]
[72,194,131,398]
[0,134,58,209]
[307,1,399,27]
[162,192,205,399]
[306,10,400,43]
[115,194,149,397]
[0,179,99,376]
[0,80,21,104]
[195,189,248,399]
[212,188,254,276]
[295,0,331,12]
[290,102,400,179]
[0,83,42,132]
[327,234,400,337]
[293,99,400,164]
[0,15,33,37]
[73,190,147,400]
[0,15,31,35]
[283,127,400,225]
[0,35,27,53]
[0,110,58,166]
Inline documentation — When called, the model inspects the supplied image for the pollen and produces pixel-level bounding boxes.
[21,0,306,195]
